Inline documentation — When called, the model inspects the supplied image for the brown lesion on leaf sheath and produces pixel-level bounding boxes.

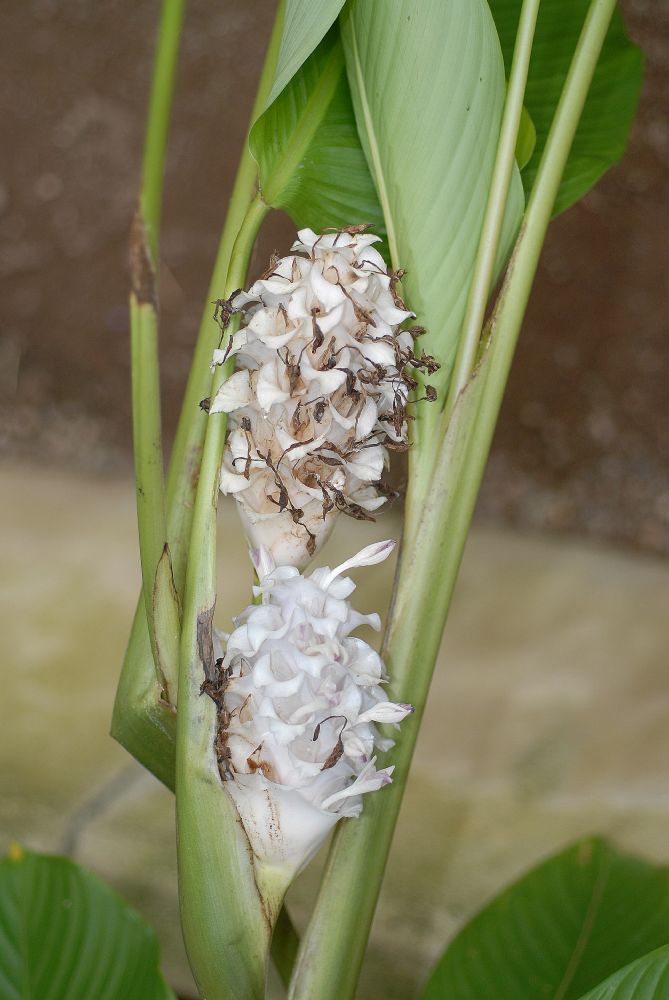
[199,656,237,783]
[196,604,216,683]
[197,605,237,782]
[152,543,180,709]
[129,208,156,306]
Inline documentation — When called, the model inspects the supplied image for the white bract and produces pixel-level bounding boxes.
[210,227,436,567]
[204,539,413,881]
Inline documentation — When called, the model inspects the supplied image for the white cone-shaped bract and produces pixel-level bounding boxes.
[202,540,413,882]
[210,227,436,567]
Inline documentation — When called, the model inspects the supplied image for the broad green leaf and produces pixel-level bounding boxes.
[421,838,669,1000]
[262,0,347,111]
[0,846,175,1000]
[250,27,385,237]
[577,946,669,1000]
[489,0,643,214]
[340,0,525,394]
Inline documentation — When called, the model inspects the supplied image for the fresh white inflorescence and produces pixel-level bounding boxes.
[209,227,436,567]
[203,539,413,876]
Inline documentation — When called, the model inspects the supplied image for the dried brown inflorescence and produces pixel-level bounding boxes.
[210,226,438,566]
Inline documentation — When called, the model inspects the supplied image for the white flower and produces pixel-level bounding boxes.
[211,226,437,567]
[202,539,413,883]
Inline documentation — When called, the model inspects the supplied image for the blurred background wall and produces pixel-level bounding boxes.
[1,0,667,554]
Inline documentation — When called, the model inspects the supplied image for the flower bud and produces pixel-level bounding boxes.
[202,540,412,885]
[211,227,437,567]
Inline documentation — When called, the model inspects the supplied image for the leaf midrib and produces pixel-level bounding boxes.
[345,14,398,266]
[18,863,33,1000]
[554,855,613,1000]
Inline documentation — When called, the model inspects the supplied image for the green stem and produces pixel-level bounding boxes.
[408,0,540,529]
[130,0,185,701]
[473,0,621,451]
[130,291,180,703]
[112,0,286,783]
[165,0,285,594]
[116,6,303,980]
[176,197,275,1000]
[140,0,186,258]
[439,0,540,438]
[288,1,616,996]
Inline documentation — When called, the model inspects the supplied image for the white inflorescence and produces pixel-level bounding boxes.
[209,227,437,567]
[203,539,413,876]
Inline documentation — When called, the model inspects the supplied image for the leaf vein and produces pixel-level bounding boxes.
[346,16,397,266]
[554,854,613,1000]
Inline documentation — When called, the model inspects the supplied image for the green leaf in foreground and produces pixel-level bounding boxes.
[261,0,347,111]
[421,838,669,1000]
[0,846,175,1000]
[577,945,669,1000]
[489,0,643,214]
[250,26,384,238]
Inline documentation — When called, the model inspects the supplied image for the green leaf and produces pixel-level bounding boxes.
[262,0,347,111]
[577,946,669,1000]
[421,838,669,1000]
[0,846,175,1000]
[250,27,385,237]
[516,104,536,170]
[489,0,643,214]
[340,0,525,393]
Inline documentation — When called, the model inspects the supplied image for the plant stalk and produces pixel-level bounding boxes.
[288,0,617,996]
[439,0,541,437]
[175,196,277,1000]
[139,0,186,258]
[112,0,286,784]
[130,0,186,702]
[164,0,284,593]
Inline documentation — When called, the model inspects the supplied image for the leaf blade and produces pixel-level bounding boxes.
[250,28,385,236]
[263,0,348,111]
[576,946,669,1000]
[340,0,525,392]
[0,848,175,1000]
[421,838,669,1000]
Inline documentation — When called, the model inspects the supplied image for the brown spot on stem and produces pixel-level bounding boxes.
[129,208,156,306]
[196,604,216,683]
